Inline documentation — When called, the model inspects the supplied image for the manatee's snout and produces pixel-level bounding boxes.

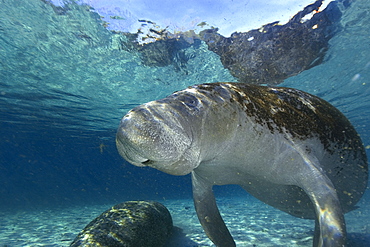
[116,113,150,167]
[116,103,193,174]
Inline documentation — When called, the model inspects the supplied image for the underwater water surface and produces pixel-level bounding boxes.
[0,0,369,246]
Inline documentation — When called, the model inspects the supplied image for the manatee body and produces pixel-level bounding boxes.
[116,83,368,247]
[70,201,173,247]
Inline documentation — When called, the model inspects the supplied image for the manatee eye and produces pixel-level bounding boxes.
[182,94,201,110]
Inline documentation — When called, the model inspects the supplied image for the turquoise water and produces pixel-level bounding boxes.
[0,0,369,246]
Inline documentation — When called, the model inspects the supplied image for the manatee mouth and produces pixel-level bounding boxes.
[116,134,149,167]
[141,159,154,165]
[116,128,170,169]
[141,159,150,164]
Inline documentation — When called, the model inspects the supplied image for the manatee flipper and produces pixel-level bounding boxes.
[305,176,346,247]
[191,171,236,247]
[296,158,346,247]
[283,137,347,247]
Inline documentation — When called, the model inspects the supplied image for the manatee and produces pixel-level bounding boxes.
[70,201,173,247]
[116,82,368,247]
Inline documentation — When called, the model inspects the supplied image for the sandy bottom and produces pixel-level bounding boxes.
[0,196,369,247]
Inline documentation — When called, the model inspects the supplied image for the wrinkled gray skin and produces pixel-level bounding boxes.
[116,83,368,247]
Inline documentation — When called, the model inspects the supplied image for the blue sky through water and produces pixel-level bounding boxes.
[51,0,332,36]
